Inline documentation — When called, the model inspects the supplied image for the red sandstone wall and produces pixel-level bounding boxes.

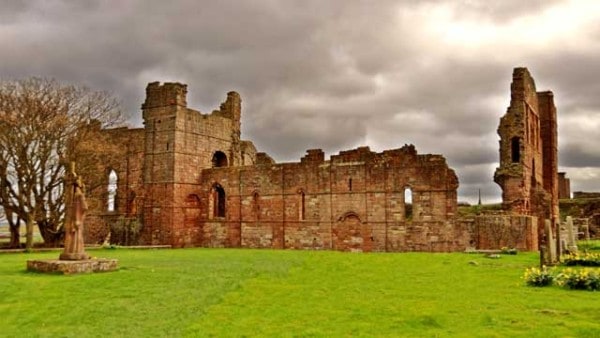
[85,128,145,244]
[494,68,559,247]
[83,78,546,252]
[194,146,463,252]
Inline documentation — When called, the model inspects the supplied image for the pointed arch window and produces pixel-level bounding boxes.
[213,184,226,218]
[107,169,118,212]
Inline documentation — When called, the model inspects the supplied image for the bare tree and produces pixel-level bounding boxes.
[0,78,123,248]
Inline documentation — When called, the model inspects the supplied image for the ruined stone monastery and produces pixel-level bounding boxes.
[85,68,562,252]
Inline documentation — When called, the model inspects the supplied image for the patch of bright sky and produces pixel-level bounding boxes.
[414,1,600,57]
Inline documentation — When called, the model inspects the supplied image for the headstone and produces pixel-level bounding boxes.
[565,216,578,253]
[544,220,556,264]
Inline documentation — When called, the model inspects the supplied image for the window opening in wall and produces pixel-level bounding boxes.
[166,142,169,151]
[214,184,226,218]
[348,178,353,191]
[107,169,118,212]
[511,137,520,163]
[212,151,228,167]
[299,190,306,220]
[404,187,413,220]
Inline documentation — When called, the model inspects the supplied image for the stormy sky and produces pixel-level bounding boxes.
[2,0,600,204]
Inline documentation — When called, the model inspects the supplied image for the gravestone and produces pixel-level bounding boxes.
[544,220,556,264]
[565,216,578,253]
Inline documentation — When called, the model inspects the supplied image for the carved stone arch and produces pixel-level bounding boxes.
[337,210,362,223]
[333,210,372,252]
[185,193,201,207]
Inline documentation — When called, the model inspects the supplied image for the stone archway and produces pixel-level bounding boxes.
[333,212,373,252]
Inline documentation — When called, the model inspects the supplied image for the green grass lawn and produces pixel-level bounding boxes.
[1,249,599,337]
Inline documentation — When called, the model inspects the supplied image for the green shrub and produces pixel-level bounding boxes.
[561,252,600,267]
[523,266,555,287]
[501,247,518,255]
[557,268,600,291]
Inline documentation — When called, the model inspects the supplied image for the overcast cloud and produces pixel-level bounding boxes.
[1,0,599,203]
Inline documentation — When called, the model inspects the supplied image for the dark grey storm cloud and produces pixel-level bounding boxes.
[2,0,599,203]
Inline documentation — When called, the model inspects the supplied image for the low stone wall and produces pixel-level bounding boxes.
[472,214,538,250]
[27,258,118,275]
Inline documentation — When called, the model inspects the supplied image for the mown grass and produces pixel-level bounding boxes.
[1,249,599,337]
[579,240,600,252]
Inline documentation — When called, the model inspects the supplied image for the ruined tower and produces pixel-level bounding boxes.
[494,68,559,245]
[141,82,188,244]
[139,82,254,246]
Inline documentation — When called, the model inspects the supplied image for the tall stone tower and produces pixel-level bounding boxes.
[141,82,188,244]
[140,82,247,246]
[494,68,559,246]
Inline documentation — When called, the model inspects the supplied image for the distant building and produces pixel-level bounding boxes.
[558,172,571,199]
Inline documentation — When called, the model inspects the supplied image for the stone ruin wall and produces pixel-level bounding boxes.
[558,172,571,199]
[84,127,145,244]
[493,68,559,250]
[85,69,559,252]
[196,145,464,252]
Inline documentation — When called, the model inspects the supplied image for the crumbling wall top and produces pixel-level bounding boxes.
[301,149,325,165]
[142,82,188,110]
[510,67,538,108]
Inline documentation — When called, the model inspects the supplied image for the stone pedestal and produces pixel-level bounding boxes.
[27,258,118,275]
[59,252,90,261]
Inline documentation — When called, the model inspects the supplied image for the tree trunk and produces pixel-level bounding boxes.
[25,214,34,251]
[8,223,20,248]
[37,219,63,247]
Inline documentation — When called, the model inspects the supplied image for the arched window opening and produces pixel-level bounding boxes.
[511,137,521,163]
[107,169,118,212]
[252,191,260,220]
[404,187,413,220]
[299,190,306,221]
[212,151,228,168]
[213,184,226,218]
[185,194,201,208]
[348,178,353,191]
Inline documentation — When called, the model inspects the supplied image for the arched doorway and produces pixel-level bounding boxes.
[333,212,373,252]
[212,184,226,218]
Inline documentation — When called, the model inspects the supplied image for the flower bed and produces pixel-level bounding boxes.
[561,252,600,267]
